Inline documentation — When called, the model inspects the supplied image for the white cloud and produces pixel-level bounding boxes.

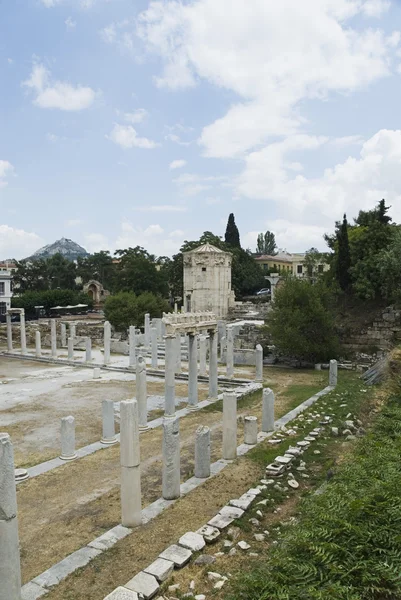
[0,225,44,260]
[66,219,83,226]
[169,229,185,237]
[65,16,76,30]
[243,223,329,253]
[330,135,365,147]
[107,124,159,149]
[23,63,96,111]
[136,205,187,212]
[361,0,391,17]
[100,23,117,44]
[123,109,148,124]
[0,160,14,188]
[169,159,187,169]
[46,133,59,142]
[137,0,398,158]
[165,133,193,146]
[115,221,181,255]
[40,0,62,6]
[84,233,109,253]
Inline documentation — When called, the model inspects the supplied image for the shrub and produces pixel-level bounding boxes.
[104,291,171,331]
[11,289,93,318]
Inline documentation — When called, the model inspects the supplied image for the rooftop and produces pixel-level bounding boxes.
[188,243,224,254]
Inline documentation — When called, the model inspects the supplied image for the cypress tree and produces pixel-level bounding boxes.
[336,214,351,291]
[224,213,241,247]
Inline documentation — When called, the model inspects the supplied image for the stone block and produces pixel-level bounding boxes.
[196,525,221,543]
[159,544,192,568]
[178,532,206,552]
[143,558,174,582]
[104,587,139,600]
[229,493,255,510]
[125,572,159,599]
[207,514,235,530]
[219,505,244,519]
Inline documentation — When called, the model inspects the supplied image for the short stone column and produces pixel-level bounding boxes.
[244,416,258,445]
[104,321,111,365]
[129,326,136,368]
[50,318,57,358]
[144,313,150,347]
[255,344,263,382]
[136,356,148,431]
[195,425,210,478]
[67,337,74,360]
[164,334,176,418]
[35,330,42,358]
[6,313,13,352]
[0,433,22,600]
[20,311,27,355]
[226,328,234,379]
[151,327,158,369]
[187,333,198,410]
[174,302,178,313]
[61,323,67,347]
[85,337,92,362]
[222,392,237,460]
[329,359,338,386]
[162,416,180,500]
[220,336,226,361]
[175,333,182,374]
[60,416,77,460]
[199,335,207,377]
[262,387,275,432]
[120,400,142,527]
[69,323,76,339]
[208,330,218,400]
[101,399,117,445]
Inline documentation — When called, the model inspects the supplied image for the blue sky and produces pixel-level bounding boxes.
[2,0,401,259]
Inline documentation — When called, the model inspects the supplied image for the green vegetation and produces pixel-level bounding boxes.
[225,212,241,248]
[256,230,277,256]
[103,291,170,331]
[11,289,93,317]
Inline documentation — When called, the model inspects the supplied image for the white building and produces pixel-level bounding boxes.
[0,266,13,316]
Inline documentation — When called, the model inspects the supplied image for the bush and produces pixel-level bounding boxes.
[104,291,171,331]
[11,289,93,318]
[267,278,339,363]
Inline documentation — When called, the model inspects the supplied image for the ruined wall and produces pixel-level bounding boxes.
[339,306,401,355]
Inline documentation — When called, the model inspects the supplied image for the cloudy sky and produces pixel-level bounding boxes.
[2,0,401,259]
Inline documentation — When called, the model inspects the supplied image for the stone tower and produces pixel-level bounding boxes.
[183,243,235,317]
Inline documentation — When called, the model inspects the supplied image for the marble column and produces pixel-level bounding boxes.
[6,313,12,352]
[226,328,234,379]
[129,326,136,368]
[67,337,74,360]
[69,323,76,340]
[255,344,263,382]
[60,415,77,460]
[329,359,338,387]
[208,330,218,400]
[20,311,27,355]
[101,399,117,445]
[120,400,142,527]
[104,320,111,365]
[35,331,41,358]
[262,388,275,433]
[195,425,210,478]
[144,313,150,347]
[175,332,182,374]
[222,392,237,460]
[61,323,67,347]
[220,336,226,361]
[174,302,178,313]
[199,335,207,377]
[164,334,176,418]
[0,433,22,600]
[150,327,158,369]
[244,416,258,445]
[136,356,148,431]
[187,333,198,410]
[85,337,92,363]
[162,416,180,500]
[50,318,57,358]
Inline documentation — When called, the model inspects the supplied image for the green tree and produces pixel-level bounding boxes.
[104,291,170,331]
[76,251,116,290]
[267,278,339,363]
[114,246,168,297]
[256,231,277,255]
[46,254,77,289]
[336,214,352,291]
[224,213,241,247]
[377,228,401,303]
[11,289,93,318]
[13,253,77,291]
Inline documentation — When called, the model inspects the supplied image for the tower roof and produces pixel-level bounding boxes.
[189,243,224,254]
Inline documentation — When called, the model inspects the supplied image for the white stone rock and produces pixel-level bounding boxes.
[297,440,310,447]
[238,541,251,550]
[159,545,192,568]
[195,595,206,600]
[125,572,159,599]
[143,558,174,582]
[208,514,235,530]
[196,525,220,543]
[104,587,139,599]
[179,532,206,552]
[247,488,262,496]
[214,580,226,590]
[207,571,222,581]
[256,510,263,518]
[288,479,299,489]
[219,506,244,519]
[254,534,265,541]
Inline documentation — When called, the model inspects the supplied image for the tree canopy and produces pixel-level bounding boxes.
[104,291,170,331]
[256,231,277,255]
[224,213,241,247]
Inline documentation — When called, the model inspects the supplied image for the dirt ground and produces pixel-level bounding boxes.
[13,365,325,587]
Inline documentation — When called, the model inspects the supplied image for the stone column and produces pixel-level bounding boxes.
[0,433,22,600]
[50,318,57,358]
[120,400,142,527]
[6,313,12,352]
[187,333,198,410]
[67,337,74,360]
[220,336,226,361]
[329,359,338,386]
[174,302,178,313]
[20,311,27,356]
[129,326,136,368]
[35,330,41,358]
[195,425,210,478]
[226,328,234,379]
[262,388,275,432]
[104,321,111,365]
[162,416,180,500]
[136,356,148,431]
[61,323,67,347]
[60,416,77,460]
[150,327,158,369]
[255,344,263,382]
[144,313,150,347]
[69,323,76,339]
[85,337,92,363]
[244,416,258,445]
[175,333,182,374]
[208,330,218,400]
[101,399,117,445]
[164,334,176,418]
[199,335,207,377]
[222,391,237,460]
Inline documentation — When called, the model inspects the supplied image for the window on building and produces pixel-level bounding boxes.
[0,302,6,315]
[263,264,268,271]
[202,267,207,272]
[318,264,324,273]
[273,264,277,271]
[0,282,4,296]
[297,265,303,274]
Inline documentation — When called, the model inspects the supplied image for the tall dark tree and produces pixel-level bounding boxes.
[224,213,241,247]
[256,231,277,255]
[336,214,351,291]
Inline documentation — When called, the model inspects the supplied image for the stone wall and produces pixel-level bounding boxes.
[338,306,401,355]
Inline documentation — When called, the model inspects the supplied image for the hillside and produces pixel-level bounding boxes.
[27,238,89,261]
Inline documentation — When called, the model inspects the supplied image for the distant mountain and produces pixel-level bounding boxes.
[27,238,89,261]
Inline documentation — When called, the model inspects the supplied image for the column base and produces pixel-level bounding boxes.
[187,404,199,412]
[164,413,176,419]
[60,453,78,461]
[139,425,149,432]
[101,437,118,445]
[15,468,29,482]
[255,378,263,383]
